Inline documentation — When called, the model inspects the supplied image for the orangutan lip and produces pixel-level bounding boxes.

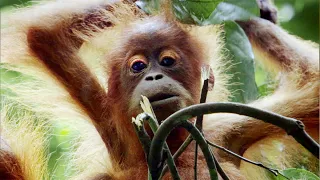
[148,94,177,103]
[150,96,180,107]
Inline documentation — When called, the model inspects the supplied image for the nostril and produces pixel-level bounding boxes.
[155,74,163,80]
[145,76,154,81]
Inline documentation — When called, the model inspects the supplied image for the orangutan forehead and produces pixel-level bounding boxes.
[118,17,188,52]
[123,17,182,38]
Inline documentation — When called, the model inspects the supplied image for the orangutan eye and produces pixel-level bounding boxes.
[160,57,176,67]
[159,49,179,67]
[131,61,147,73]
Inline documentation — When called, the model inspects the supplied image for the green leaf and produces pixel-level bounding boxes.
[1,67,24,84]
[172,0,223,24]
[1,67,24,98]
[172,0,259,25]
[276,168,320,180]
[135,0,160,14]
[203,1,259,25]
[224,0,259,15]
[0,0,35,8]
[224,21,258,103]
[136,0,259,25]
[0,65,35,101]
[0,0,30,8]
[255,64,277,97]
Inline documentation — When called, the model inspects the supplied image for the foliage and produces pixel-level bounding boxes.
[274,0,319,43]
[1,0,319,179]
[135,100,319,179]
[0,0,31,8]
[276,168,320,180]
[223,21,258,103]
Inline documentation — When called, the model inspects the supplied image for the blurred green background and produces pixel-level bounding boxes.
[1,0,318,179]
[274,0,319,42]
[1,0,319,42]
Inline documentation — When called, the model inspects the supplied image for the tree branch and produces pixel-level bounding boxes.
[207,140,289,179]
[133,113,180,179]
[160,135,193,178]
[153,102,319,158]
[149,121,218,180]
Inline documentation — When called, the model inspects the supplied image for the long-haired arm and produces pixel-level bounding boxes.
[26,1,143,163]
[207,17,319,164]
[238,18,319,78]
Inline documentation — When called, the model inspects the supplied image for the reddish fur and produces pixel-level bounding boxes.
[0,152,24,180]
[1,1,318,179]
[100,18,206,175]
[0,139,24,180]
[25,2,135,167]
[26,7,207,178]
